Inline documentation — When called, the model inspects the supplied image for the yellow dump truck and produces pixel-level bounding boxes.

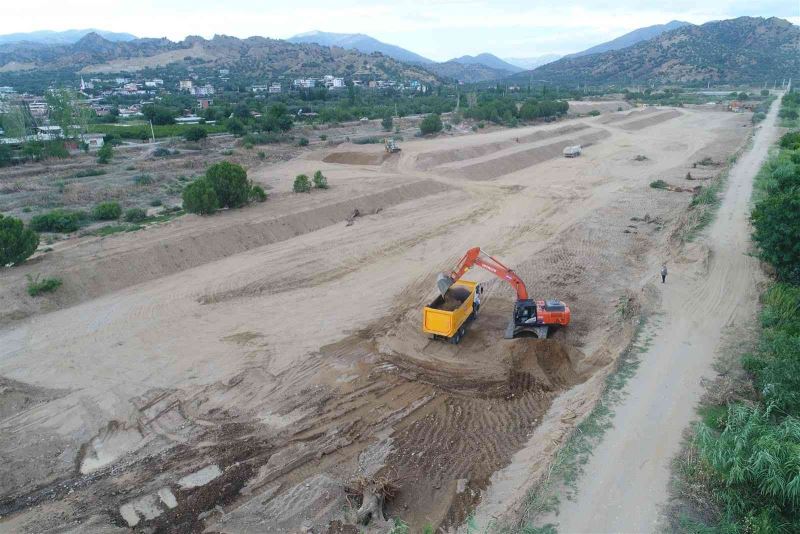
[422,280,479,344]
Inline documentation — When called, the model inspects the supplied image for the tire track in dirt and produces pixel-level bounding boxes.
[619,109,682,131]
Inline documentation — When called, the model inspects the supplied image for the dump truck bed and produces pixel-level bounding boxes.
[422,280,477,339]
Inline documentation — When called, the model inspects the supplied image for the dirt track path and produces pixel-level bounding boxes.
[548,97,781,533]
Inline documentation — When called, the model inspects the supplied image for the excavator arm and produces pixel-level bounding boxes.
[437,247,529,300]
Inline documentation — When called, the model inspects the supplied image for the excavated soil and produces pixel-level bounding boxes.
[0,106,753,533]
[323,151,391,165]
[621,110,683,131]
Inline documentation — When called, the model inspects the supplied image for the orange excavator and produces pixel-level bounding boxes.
[436,247,571,339]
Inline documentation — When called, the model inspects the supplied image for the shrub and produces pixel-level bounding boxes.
[226,118,246,136]
[150,198,162,207]
[29,209,88,233]
[419,113,443,135]
[0,214,39,266]
[297,137,309,147]
[183,126,208,142]
[206,161,250,208]
[73,168,106,178]
[124,208,148,223]
[650,179,668,189]
[249,184,268,202]
[312,170,328,189]
[182,178,219,215]
[26,274,62,297]
[319,134,327,141]
[96,143,113,164]
[780,132,800,150]
[293,174,311,193]
[588,110,601,116]
[134,174,154,186]
[258,151,266,160]
[93,202,122,221]
[152,147,173,157]
[352,136,381,144]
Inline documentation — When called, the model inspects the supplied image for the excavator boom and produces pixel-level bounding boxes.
[438,247,528,300]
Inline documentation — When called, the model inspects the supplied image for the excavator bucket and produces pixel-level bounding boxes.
[436,273,455,297]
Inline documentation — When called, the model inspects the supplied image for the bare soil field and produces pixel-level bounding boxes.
[0,106,751,532]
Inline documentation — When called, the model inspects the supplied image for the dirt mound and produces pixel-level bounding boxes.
[323,151,389,165]
[599,107,658,124]
[444,130,611,181]
[621,110,682,131]
[415,124,589,170]
[0,180,450,320]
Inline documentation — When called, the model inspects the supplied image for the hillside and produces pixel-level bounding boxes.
[522,17,800,85]
[568,20,690,58]
[0,28,137,45]
[504,54,561,69]
[0,32,439,82]
[427,60,511,83]
[287,30,433,65]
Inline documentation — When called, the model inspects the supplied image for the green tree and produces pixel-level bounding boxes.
[124,208,148,223]
[381,114,393,131]
[419,113,443,135]
[93,202,122,220]
[751,188,800,283]
[227,118,246,136]
[1,104,28,138]
[96,143,113,164]
[0,214,39,266]
[313,170,328,189]
[249,184,268,202]
[205,161,250,208]
[293,174,311,193]
[142,105,176,125]
[45,89,80,139]
[182,178,219,215]
[183,126,208,142]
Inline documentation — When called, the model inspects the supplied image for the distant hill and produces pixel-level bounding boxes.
[427,60,512,83]
[0,32,439,83]
[287,31,433,65]
[0,29,137,45]
[567,20,691,58]
[503,54,561,70]
[449,53,523,73]
[519,17,800,85]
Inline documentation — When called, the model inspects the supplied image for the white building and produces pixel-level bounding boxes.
[179,80,194,91]
[293,78,315,89]
[252,85,269,93]
[191,84,215,96]
[268,83,282,94]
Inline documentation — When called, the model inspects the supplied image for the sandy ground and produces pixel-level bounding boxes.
[0,105,752,532]
[535,97,781,533]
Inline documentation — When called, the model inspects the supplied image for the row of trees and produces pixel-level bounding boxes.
[463,95,568,126]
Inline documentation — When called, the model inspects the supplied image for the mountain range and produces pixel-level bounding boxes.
[0,32,438,83]
[0,29,137,45]
[524,16,800,84]
[566,20,691,58]
[287,31,433,65]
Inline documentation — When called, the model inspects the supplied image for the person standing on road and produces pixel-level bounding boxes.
[661,264,668,283]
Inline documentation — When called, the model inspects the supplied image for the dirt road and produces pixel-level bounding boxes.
[543,97,781,533]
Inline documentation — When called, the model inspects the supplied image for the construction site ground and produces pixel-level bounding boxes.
[0,105,752,533]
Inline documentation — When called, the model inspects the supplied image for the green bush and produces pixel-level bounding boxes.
[752,188,800,283]
[182,178,219,215]
[313,170,328,189]
[249,184,268,202]
[29,209,88,233]
[150,198,163,207]
[134,174,154,186]
[124,208,148,223]
[183,126,208,142]
[352,136,381,144]
[93,202,122,220]
[650,179,668,189]
[206,161,250,208]
[382,114,393,131]
[420,113,443,135]
[780,132,800,150]
[0,214,39,266]
[588,110,601,116]
[293,174,311,193]
[96,143,113,164]
[152,147,173,157]
[297,137,309,147]
[73,168,106,178]
[26,274,62,297]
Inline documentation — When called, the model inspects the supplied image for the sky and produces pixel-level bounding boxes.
[2,0,798,61]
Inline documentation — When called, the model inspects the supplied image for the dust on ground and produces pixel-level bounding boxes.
[0,104,752,532]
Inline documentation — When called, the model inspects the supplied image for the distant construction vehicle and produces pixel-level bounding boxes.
[563,145,582,158]
[430,247,570,341]
[385,138,401,153]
